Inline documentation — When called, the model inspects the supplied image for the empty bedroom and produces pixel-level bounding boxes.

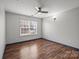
[0,0,79,59]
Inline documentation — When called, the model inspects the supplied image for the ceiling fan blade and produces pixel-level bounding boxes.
[34,11,39,15]
[35,7,48,14]
[35,7,39,11]
[41,11,48,13]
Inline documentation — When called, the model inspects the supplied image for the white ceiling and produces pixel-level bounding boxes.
[1,0,79,18]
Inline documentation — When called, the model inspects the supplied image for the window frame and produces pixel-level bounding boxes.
[20,20,37,36]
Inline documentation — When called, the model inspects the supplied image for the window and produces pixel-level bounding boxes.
[20,20,37,36]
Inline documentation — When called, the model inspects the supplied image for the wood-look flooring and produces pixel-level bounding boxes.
[3,38,79,59]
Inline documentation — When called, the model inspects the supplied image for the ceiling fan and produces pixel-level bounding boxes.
[34,7,48,15]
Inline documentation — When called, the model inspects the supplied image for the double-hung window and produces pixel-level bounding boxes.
[20,20,37,36]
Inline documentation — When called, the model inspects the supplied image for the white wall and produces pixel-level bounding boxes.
[43,7,79,49]
[0,7,5,59]
[6,12,42,44]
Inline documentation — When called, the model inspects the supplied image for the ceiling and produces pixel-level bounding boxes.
[1,0,79,18]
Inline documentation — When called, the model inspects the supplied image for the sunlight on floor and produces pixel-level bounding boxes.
[20,44,38,59]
